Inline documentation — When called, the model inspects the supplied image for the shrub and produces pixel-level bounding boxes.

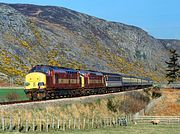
[152,91,162,98]
[151,86,162,98]
[6,92,19,101]
[153,86,161,91]
[96,99,101,105]
[119,97,147,114]
[107,98,117,113]
[127,91,150,103]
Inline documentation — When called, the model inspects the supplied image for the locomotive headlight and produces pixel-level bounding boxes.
[38,82,45,86]
[24,82,30,86]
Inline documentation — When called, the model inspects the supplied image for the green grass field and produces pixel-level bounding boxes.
[0,88,28,102]
[0,124,179,134]
[52,124,180,134]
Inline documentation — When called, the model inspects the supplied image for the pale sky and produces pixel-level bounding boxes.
[1,0,180,39]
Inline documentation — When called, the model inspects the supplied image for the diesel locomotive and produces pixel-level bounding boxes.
[24,65,153,100]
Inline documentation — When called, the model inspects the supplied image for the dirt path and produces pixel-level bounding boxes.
[147,89,180,116]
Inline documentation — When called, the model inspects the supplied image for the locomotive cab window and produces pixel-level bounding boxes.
[29,66,51,74]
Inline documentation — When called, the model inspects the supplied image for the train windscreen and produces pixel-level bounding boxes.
[29,66,51,74]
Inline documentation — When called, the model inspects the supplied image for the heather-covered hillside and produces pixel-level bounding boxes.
[0,3,179,84]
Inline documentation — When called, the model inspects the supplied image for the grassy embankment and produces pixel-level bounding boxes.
[0,88,27,102]
[0,90,152,123]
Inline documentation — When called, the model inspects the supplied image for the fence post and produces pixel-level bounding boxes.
[78,118,81,130]
[73,118,76,129]
[33,118,35,131]
[110,117,111,127]
[125,116,128,126]
[115,116,118,126]
[18,116,21,131]
[57,118,60,129]
[95,118,97,128]
[68,118,71,129]
[100,118,103,128]
[117,116,119,126]
[107,118,109,127]
[87,118,89,129]
[25,119,28,132]
[102,118,105,128]
[63,118,65,131]
[105,118,107,127]
[46,117,49,132]
[83,118,86,129]
[2,116,5,131]
[99,118,101,128]
[92,118,94,128]
[94,118,96,128]
[126,115,128,123]
[96,118,99,128]
[129,115,132,124]
[52,116,55,129]
[112,117,114,127]
[10,115,12,131]
[39,118,42,132]
[97,118,99,128]
[103,118,105,127]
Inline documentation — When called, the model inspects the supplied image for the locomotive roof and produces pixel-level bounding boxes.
[33,65,78,73]
[79,70,103,76]
[102,72,122,76]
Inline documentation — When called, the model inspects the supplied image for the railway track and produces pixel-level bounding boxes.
[0,95,94,106]
[0,95,85,106]
[0,100,36,105]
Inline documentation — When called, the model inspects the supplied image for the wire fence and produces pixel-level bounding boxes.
[0,115,130,132]
[1,114,180,132]
[133,116,180,125]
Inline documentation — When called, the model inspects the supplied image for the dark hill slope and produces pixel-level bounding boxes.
[0,3,178,83]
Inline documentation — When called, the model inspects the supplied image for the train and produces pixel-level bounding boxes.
[24,65,153,100]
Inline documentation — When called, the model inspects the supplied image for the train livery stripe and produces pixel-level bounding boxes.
[89,80,103,84]
[58,79,79,84]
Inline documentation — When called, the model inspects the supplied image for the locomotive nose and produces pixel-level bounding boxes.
[25,72,46,90]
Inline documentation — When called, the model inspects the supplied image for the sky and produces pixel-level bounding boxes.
[0,0,180,39]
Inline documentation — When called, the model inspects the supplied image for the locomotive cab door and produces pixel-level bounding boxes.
[47,69,55,87]
[80,75,85,88]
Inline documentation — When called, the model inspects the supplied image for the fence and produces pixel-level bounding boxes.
[133,116,180,124]
[0,115,129,132]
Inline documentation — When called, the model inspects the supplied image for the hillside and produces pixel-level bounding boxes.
[0,3,179,84]
[147,89,180,116]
